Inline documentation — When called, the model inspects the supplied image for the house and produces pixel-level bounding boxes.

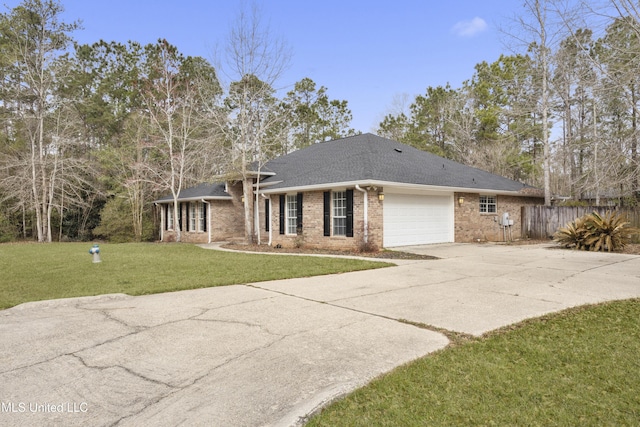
[155,133,544,248]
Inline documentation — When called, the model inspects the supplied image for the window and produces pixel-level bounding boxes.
[479,195,497,213]
[199,202,206,232]
[286,194,297,234]
[189,202,197,231]
[332,191,347,236]
[166,204,174,230]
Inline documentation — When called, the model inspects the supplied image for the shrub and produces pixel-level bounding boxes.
[554,211,638,252]
[554,216,589,250]
[0,211,18,243]
[93,198,135,243]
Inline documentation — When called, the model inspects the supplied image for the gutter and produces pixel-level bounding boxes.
[355,185,368,244]
[258,180,531,197]
[201,199,211,244]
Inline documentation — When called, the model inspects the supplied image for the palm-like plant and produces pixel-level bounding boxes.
[554,211,638,252]
[582,211,635,252]
[554,216,589,250]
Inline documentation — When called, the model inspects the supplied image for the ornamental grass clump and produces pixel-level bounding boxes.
[554,211,638,252]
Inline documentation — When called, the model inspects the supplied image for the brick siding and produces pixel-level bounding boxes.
[454,192,543,242]
[265,188,383,250]
[161,182,245,243]
[162,183,543,247]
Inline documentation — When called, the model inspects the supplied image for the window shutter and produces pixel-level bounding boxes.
[202,202,207,232]
[265,199,270,232]
[165,205,169,231]
[346,189,354,237]
[279,195,285,235]
[296,193,303,234]
[178,202,183,231]
[323,191,331,236]
[185,203,190,231]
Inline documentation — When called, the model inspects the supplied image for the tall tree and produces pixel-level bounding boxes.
[218,3,291,244]
[141,39,220,242]
[0,0,80,241]
[519,0,554,205]
[598,15,640,199]
[283,77,356,151]
[553,29,599,199]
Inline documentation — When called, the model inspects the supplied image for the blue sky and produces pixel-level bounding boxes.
[6,0,528,132]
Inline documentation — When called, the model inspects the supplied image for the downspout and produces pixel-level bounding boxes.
[355,185,368,244]
[261,194,272,246]
[155,203,163,242]
[201,199,211,244]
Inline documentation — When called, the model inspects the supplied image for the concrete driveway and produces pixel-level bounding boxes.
[1,243,639,426]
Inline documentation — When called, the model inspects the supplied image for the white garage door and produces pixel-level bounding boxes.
[383,193,454,247]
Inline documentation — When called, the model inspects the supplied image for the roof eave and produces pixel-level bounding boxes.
[154,195,233,204]
[258,179,538,196]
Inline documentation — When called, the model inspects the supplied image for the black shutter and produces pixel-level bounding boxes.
[296,193,303,234]
[185,203,190,231]
[265,199,270,232]
[323,191,331,236]
[178,202,183,231]
[165,205,169,231]
[279,195,285,235]
[202,202,207,232]
[346,189,354,237]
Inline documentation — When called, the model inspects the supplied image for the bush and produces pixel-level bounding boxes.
[93,198,135,243]
[554,215,589,250]
[0,211,18,243]
[554,211,638,252]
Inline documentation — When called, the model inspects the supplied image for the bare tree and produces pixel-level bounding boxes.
[0,0,80,241]
[525,0,554,205]
[216,3,291,244]
[141,40,220,242]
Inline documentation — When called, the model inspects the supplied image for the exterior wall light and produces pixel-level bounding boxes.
[378,193,385,201]
[458,196,464,205]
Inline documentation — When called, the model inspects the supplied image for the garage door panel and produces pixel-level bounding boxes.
[383,193,453,247]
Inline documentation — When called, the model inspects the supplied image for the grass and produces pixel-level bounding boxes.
[307,299,640,427]
[0,242,391,310]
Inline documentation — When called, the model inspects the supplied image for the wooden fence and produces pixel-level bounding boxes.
[521,206,640,240]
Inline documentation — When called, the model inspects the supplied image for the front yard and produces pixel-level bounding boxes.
[307,299,640,426]
[0,242,391,310]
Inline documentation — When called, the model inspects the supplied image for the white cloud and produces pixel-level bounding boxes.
[451,17,488,37]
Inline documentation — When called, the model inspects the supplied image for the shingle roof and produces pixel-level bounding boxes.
[260,133,538,193]
[155,182,231,203]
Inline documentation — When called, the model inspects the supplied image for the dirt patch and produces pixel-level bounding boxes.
[221,244,438,260]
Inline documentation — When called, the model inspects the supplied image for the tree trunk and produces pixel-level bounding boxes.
[242,178,254,244]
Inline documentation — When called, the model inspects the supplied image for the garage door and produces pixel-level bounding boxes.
[383,193,454,247]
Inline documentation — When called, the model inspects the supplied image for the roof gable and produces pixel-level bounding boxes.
[261,133,537,193]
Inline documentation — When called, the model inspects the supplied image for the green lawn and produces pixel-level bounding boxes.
[0,242,390,310]
[308,299,640,426]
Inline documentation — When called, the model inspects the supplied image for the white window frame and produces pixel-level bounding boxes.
[199,202,206,232]
[167,204,174,230]
[286,194,297,235]
[479,195,497,214]
[189,202,197,231]
[332,191,347,236]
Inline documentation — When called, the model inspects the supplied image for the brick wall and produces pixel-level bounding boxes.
[212,182,245,241]
[161,182,246,243]
[162,184,542,246]
[266,188,383,250]
[454,192,544,242]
